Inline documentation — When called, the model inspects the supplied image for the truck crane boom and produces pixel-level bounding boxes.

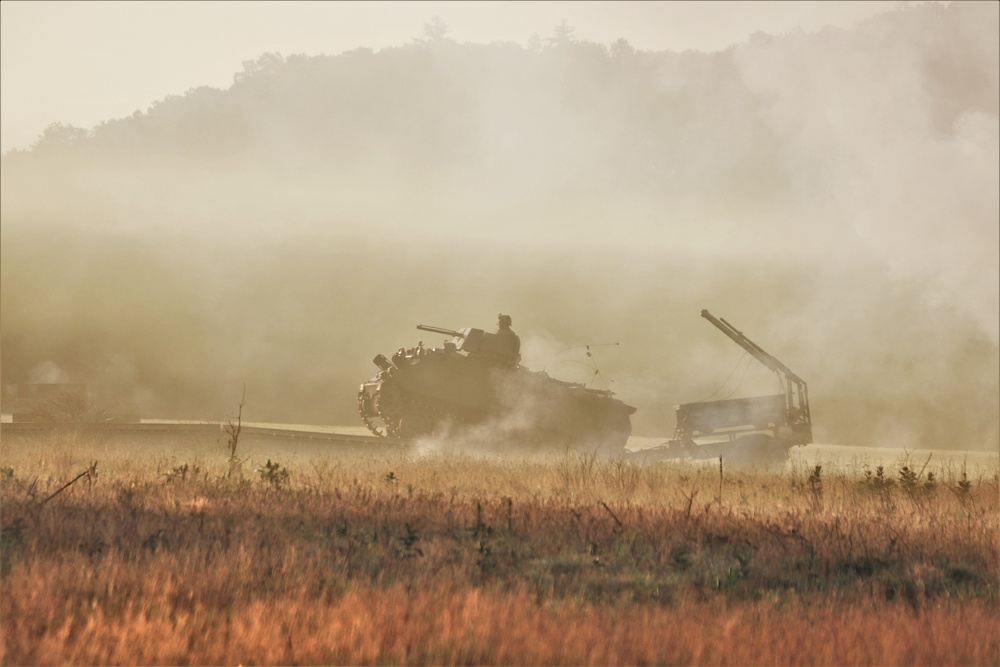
[700,309,810,427]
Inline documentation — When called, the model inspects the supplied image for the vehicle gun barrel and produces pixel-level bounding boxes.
[416,324,464,337]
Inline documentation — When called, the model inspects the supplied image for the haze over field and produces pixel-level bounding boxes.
[1,1,997,450]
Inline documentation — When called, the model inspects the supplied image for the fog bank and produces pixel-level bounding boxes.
[2,2,997,449]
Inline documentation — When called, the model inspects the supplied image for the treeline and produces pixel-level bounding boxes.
[9,2,996,180]
[4,2,997,249]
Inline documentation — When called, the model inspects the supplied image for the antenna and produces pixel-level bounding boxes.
[542,343,620,389]
[542,343,619,373]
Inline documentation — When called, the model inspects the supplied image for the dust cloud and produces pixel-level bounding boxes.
[1,3,997,450]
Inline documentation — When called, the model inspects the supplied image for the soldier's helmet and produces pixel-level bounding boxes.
[498,314,512,327]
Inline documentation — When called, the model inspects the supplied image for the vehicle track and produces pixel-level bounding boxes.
[0,421,407,448]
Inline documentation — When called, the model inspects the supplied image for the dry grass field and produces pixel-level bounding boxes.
[1,428,997,665]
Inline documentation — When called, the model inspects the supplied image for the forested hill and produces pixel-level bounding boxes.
[12,3,1000,166]
[1,2,997,449]
[4,1,996,251]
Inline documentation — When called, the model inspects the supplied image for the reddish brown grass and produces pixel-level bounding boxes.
[1,435,997,665]
[7,581,998,665]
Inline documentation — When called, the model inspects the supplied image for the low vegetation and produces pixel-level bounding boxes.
[1,432,997,665]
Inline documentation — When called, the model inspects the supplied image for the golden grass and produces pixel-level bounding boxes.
[1,432,998,665]
[8,582,998,666]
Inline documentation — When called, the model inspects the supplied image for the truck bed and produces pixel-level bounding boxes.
[675,394,786,435]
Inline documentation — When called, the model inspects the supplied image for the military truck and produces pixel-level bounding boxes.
[635,310,812,465]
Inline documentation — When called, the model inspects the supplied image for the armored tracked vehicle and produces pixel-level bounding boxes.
[358,320,636,454]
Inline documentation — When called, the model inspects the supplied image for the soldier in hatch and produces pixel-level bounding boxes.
[496,314,521,364]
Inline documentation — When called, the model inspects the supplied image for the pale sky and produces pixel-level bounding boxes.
[1,1,909,153]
